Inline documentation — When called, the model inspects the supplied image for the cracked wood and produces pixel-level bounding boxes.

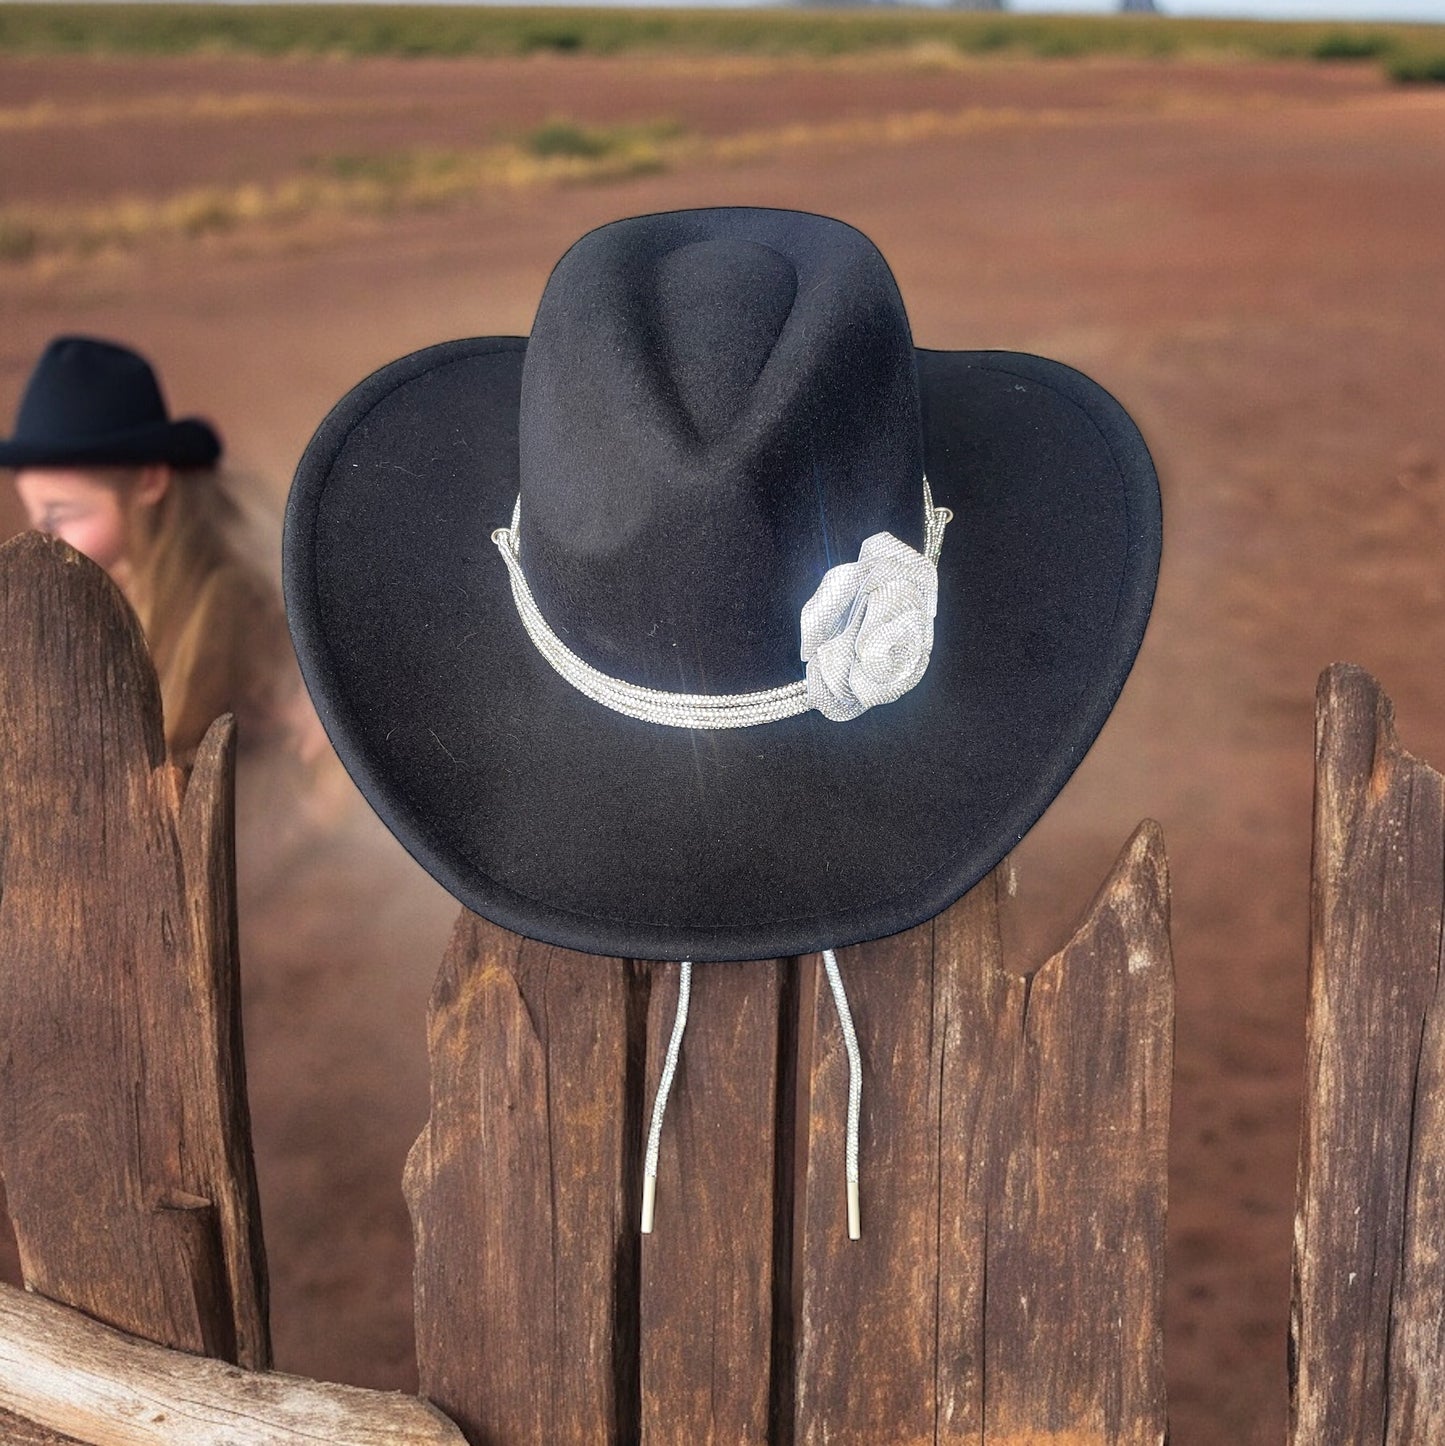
[793,822,1173,1445]
[0,533,268,1365]
[1292,664,1445,1443]
[408,828,1172,1444]
[0,1282,465,1446]
[404,920,643,1445]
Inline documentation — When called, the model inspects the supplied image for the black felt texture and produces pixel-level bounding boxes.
[283,208,1161,963]
[518,209,924,692]
[0,335,221,468]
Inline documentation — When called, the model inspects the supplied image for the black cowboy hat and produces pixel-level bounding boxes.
[0,335,222,470]
[284,207,1161,964]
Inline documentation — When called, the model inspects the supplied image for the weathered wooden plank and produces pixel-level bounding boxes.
[793,908,942,1443]
[404,915,641,1446]
[0,1406,89,1446]
[0,1281,465,1446]
[176,714,271,1368]
[1392,983,1445,1444]
[408,827,1171,1444]
[1292,663,1445,1444]
[795,823,1172,1445]
[639,959,786,1445]
[0,533,268,1364]
[968,823,1172,1445]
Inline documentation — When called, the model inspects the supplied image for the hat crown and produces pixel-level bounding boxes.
[516,208,926,693]
[16,336,169,444]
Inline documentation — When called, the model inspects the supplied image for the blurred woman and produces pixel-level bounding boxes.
[1,334,299,770]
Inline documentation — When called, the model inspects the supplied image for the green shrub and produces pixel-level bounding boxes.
[525,119,613,159]
[1390,51,1445,82]
[1033,32,1086,60]
[961,24,1015,55]
[518,27,583,55]
[1312,30,1393,61]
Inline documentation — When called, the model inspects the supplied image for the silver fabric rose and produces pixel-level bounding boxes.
[800,531,940,722]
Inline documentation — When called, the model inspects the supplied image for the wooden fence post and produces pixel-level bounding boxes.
[638,956,789,1444]
[403,922,644,1445]
[1292,663,1445,1442]
[794,821,1172,1445]
[406,824,1173,1445]
[0,528,1178,1444]
[0,533,268,1366]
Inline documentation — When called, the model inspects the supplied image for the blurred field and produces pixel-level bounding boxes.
[0,37,1434,265]
[1,28,1444,1446]
[2,2,1444,77]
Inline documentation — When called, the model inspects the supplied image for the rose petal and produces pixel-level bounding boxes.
[800,556,867,662]
[855,611,921,675]
[851,640,929,708]
[806,632,870,721]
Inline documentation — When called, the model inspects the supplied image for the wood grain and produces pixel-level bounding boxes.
[794,823,1173,1446]
[407,831,1172,1446]
[176,710,271,1366]
[639,959,788,1445]
[0,1281,465,1446]
[404,915,643,1446]
[0,533,268,1364]
[0,1406,89,1446]
[1292,663,1445,1443]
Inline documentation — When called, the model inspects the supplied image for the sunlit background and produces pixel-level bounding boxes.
[1,4,1442,1443]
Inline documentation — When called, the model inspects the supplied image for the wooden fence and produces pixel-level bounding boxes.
[0,530,1439,1444]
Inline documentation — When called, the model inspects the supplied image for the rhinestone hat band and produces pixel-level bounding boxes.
[490,479,951,729]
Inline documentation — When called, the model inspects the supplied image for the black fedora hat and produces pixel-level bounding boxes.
[284,207,1161,964]
[0,335,222,470]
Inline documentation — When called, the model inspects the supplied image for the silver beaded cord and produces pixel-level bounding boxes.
[639,951,864,1241]
[490,480,950,731]
[822,947,864,1241]
[641,959,692,1236]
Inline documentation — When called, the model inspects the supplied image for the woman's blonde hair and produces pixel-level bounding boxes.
[118,464,292,765]
[128,468,234,627]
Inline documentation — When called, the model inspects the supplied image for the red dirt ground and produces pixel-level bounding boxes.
[2,50,1444,1445]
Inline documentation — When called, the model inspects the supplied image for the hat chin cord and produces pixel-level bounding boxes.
[641,950,863,1243]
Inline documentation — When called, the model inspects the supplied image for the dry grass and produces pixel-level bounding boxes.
[0,89,1316,267]
[0,120,680,262]
[0,93,408,133]
[708,103,1075,164]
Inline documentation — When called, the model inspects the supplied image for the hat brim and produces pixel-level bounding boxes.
[0,418,221,470]
[284,338,1160,963]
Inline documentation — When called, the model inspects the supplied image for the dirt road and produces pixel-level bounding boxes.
[2,50,1443,1444]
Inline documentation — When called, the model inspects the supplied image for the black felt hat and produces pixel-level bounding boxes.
[284,207,1161,964]
[0,335,222,470]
